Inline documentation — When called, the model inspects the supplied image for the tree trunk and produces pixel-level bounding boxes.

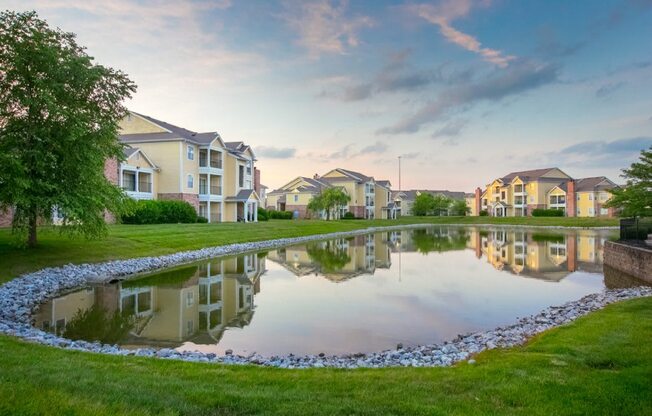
[27,209,38,248]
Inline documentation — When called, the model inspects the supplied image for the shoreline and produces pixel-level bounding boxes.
[0,222,637,369]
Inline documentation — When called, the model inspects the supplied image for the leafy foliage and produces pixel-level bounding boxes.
[341,212,356,219]
[412,193,454,216]
[532,208,565,217]
[63,305,133,344]
[306,240,351,272]
[121,200,197,224]
[411,228,468,254]
[257,207,269,221]
[450,199,470,216]
[268,210,293,220]
[605,146,652,217]
[0,11,136,246]
[308,188,351,220]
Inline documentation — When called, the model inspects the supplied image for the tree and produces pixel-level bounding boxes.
[0,11,136,247]
[308,188,351,220]
[431,195,453,216]
[412,193,435,216]
[450,199,470,216]
[605,146,652,217]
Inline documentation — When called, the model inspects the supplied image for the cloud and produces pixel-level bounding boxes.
[432,119,468,139]
[256,146,297,159]
[544,137,652,168]
[342,83,374,101]
[355,141,388,155]
[534,26,586,59]
[378,60,559,135]
[282,0,374,57]
[408,1,516,68]
[595,81,626,98]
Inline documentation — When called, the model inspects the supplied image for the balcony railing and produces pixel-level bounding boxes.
[200,185,222,196]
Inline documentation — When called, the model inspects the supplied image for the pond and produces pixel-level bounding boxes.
[36,226,621,356]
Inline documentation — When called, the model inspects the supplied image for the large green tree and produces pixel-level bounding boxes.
[605,146,652,217]
[0,11,136,247]
[307,188,351,220]
[412,193,453,216]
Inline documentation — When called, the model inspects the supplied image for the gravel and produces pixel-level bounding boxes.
[0,223,646,369]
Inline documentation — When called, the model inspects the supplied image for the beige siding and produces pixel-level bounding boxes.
[119,114,169,134]
[133,141,184,193]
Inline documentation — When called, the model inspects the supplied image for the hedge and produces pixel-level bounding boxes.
[257,207,269,221]
[268,210,293,220]
[122,200,198,224]
[532,208,565,217]
[341,212,356,220]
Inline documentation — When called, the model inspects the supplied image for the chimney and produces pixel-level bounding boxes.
[254,167,261,194]
[474,187,482,216]
[566,180,576,217]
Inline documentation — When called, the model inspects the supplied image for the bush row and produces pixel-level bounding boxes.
[121,200,199,224]
[257,208,293,220]
[532,208,565,217]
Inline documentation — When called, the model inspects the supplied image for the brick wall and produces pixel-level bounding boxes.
[566,180,576,217]
[285,204,310,219]
[104,158,119,186]
[350,206,365,218]
[158,193,200,211]
[604,241,652,284]
[0,207,13,227]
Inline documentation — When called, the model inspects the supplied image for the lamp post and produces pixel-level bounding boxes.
[398,155,402,193]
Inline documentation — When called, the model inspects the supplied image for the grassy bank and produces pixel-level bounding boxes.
[0,216,617,282]
[0,296,649,415]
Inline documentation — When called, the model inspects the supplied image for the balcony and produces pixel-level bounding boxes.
[122,170,154,200]
[199,150,223,174]
[199,184,222,201]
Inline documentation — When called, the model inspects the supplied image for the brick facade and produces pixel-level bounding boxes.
[349,206,365,218]
[604,241,652,284]
[0,207,14,227]
[286,204,310,219]
[159,193,200,211]
[566,180,576,217]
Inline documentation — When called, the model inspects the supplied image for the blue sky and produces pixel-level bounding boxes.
[6,0,652,190]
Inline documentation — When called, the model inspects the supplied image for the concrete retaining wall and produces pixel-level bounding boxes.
[604,241,652,284]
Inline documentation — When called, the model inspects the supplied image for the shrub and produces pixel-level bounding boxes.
[196,216,208,223]
[532,208,564,217]
[479,210,488,216]
[121,200,197,224]
[342,212,356,220]
[257,207,269,221]
[268,210,293,220]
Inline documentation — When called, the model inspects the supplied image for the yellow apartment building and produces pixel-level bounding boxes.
[267,168,395,219]
[112,112,262,223]
[471,168,619,217]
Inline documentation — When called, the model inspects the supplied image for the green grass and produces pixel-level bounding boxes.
[0,297,649,415]
[0,216,617,282]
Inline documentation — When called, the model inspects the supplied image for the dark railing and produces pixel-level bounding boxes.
[620,217,652,240]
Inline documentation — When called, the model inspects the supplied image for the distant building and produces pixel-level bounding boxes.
[390,189,468,217]
[472,168,619,217]
[267,168,395,219]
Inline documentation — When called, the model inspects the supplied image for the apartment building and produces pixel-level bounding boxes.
[267,168,395,219]
[472,168,619,217]
[115,112,261,222]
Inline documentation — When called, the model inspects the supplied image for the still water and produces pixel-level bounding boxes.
[36,226,620,356]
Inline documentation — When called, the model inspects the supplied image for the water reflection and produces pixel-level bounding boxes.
[36,226,627,355]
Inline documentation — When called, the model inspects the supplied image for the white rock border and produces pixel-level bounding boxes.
[1,222,648,369]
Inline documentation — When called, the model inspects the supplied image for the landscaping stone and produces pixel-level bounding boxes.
[0,224,647,369]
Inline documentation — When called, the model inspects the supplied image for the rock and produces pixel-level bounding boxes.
[225,349,233,356]
[468,359,476,365]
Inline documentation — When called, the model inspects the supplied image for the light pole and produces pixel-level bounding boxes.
[398,155,402,193]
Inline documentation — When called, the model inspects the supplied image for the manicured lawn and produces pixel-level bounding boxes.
[0,297,649,415]
[0,216,617,282]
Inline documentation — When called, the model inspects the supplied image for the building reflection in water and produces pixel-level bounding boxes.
[36,227,615,351]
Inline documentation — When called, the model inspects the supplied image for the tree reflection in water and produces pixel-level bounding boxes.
[411,228,468,254]
[306,240,352,273]
[63,304,134,344]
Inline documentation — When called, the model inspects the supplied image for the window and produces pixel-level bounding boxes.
[238,165,244,187]
[530,196,534,203]
[294,194,298,202]
[186,291,194,307]
[501,191,505,199]
[589,194,593,201]
[187,145,194,160]
[246,162,252,175]
[122,171,136,191]
[187,174,194,189]
[600,208,608,216]
[577,194,581,201]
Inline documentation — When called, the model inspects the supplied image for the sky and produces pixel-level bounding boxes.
[4,0,652,191]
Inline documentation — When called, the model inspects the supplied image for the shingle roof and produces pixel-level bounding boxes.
[376,180,391,188]
[575,177,617,192]
[123,147,139,158]
[121,112,220,146]
[225,189,255,202]
[500,167,568,182]
[321,168,373,183]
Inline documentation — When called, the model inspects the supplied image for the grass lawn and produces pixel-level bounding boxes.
[0,216,617,282]
[0,297,649,415]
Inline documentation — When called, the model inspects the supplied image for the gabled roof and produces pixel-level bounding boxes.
[225,189,257,202]
[376,180,392,189]
[121,112,223,147]
[122,146,159,170]
[393,189,467,201]
[322,168,373,183]
[225,141,256,161]
[500,167,571,183]
[575,177,618,192]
